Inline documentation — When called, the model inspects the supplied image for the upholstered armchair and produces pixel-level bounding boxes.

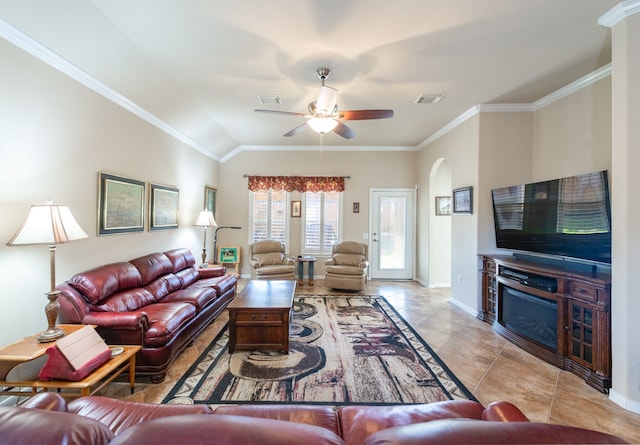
[249,240,296,280]
[325,241,369,291]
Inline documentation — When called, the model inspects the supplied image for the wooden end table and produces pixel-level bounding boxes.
[0,325,140,399]
[227,280,296,353]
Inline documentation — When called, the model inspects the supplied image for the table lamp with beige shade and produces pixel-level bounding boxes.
[6,200,88,342]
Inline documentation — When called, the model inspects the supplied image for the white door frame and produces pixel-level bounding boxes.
[368,188,416,280]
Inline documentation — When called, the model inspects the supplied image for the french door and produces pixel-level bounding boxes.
[369,189,415,279]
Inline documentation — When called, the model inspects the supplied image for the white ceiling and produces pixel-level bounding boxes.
[0,0,618,160]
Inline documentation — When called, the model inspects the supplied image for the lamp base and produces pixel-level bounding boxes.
[37,326,65,343]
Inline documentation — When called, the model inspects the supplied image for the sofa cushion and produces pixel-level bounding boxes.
[213,405,340,436]
[93,288,157,312]
[142,303,197,347]
[68,262,143,304]
[109,414,345,445]
[162,287,218,311]
[130,253,173,286]
[67,396,212,436]
[0,405,113,445]
[254,252,285,266]
[191,274,237,295]
[176,267,199,287]
[332,253,366,267]
[338,401,486,445]
[164,248,197,272]
[362,419,629,444]
[326,265,366,276]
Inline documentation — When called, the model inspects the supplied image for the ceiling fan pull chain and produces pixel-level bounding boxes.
[320,133,324,158]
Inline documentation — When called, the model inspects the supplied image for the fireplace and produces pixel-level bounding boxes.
[499,286,558,352]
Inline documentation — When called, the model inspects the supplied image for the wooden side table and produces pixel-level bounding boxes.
[0,325,140,399]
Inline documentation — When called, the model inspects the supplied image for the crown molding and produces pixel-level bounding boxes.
[598,0,640,28]
[0,19,220,161]
[532,63,611,110]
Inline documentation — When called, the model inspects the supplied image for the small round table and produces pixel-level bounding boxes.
[297,256,317,286]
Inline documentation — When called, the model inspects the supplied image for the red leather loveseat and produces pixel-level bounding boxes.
[56,248,237,382]
[0,393,627,445]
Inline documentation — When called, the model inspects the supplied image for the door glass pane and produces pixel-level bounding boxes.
[379,196,406,270]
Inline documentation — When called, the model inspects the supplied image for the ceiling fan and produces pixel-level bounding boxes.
[255,68,394,139]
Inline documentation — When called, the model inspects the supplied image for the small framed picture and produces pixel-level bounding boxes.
[435,196,452,215]
[291,200,301,217]
[453,186,473,214]
[218,246,239,263]
[353,202,360,213]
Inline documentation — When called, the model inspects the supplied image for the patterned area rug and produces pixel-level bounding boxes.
[163,295,476,405]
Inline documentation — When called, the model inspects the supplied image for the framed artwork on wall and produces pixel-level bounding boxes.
[150,183,179,230]
[204,185,217,217]
[291,200,301,217]
[453,186,473,214]
[97,172,145,235]
[435,196,452,215]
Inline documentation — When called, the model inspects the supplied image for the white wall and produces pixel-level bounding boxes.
[218,149,418,277]
[417,116,479,312]
[0,39,219,345]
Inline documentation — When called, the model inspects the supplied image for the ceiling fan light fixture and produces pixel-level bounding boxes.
[316,86,338,114]
[308,117,338,134]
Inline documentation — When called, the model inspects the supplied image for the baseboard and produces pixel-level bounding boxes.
[449,297,477,317]
[609,389,640,414]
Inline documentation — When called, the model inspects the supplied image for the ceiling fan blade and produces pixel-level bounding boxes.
[283,123,309,137]
[340,109,394,120]
[333,121,355,139]
[254,109,306,117]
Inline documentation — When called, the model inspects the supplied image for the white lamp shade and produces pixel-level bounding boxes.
[7,202,88,246]
[308,117,338,134]
[194,210,218,227]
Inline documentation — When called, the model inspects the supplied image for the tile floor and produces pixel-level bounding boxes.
[112,279,640,443]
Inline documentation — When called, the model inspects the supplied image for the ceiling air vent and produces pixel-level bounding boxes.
[414,93,446,104]
[257,94,282,105]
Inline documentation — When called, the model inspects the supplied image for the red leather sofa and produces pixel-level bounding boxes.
[56,248,237,382]
[0,392,628,445]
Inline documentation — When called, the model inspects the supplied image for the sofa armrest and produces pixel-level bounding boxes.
[325,259,336,266]
[482,401,530,422]
[82,311,148,330]
[19,393,68,412]
[359,260,369,269]
[198,266,226,278]
[284,257,295,266]
[250,260,262,270]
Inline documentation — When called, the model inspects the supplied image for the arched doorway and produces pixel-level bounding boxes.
[429,158,452,287]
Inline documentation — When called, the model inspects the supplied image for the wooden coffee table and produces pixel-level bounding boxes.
[227,280,296,353]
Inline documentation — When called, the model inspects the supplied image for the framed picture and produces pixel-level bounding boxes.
[353,202,360,213]
[204,185,217,217]
[150,183,180,230]
[98,172,145,235]
[435,196,452,215]
[291,200,301,217]
[453,186,473,214]
[218,246,239,263]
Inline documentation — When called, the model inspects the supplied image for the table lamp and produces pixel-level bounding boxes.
[194,210,217,265]
[6,200,88,342]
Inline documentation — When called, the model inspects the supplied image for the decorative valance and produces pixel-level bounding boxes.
[245,175,347,193]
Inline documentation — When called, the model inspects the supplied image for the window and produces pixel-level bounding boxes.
[303,191,341,254]
[250,190,288,243]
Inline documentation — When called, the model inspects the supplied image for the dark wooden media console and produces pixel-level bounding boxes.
[479,254,611,393]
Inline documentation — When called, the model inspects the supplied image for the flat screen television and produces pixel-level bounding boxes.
[491,170,611,264]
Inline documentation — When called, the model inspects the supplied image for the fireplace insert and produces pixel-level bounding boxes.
[500,286,558,351]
